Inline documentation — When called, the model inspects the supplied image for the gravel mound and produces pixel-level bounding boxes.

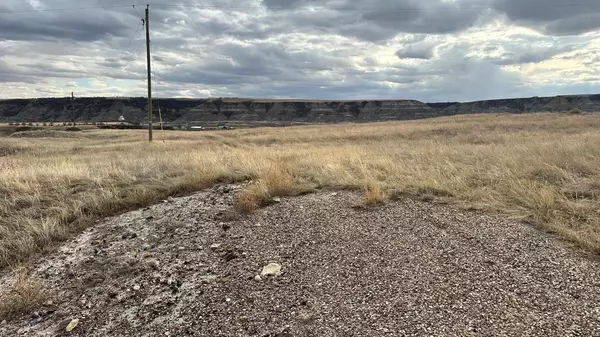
[1,186,599,336]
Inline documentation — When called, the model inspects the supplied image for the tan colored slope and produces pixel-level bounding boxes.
[1,113,600,269]
[1,188,600,336]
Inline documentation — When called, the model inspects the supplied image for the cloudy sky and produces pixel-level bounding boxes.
[1,0,600,102]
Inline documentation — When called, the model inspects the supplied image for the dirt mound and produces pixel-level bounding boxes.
[1,187,600,336]
[0,126,44,137]
[8,130,84,139]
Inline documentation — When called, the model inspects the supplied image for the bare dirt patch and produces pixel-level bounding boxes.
[1,186,600,336]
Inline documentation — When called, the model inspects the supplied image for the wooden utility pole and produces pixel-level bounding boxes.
[71,92,75,124]
[145,5,153,142]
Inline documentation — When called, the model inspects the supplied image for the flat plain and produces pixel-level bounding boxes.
[2,113,600,335]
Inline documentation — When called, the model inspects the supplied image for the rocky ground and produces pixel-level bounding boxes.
[1,186,600,336]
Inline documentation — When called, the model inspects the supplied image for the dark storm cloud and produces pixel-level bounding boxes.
[1,0,599,100]
[491,0,600,35]
[396,42,436,59]
[160,41,353,86]
[484,44,584,65]
[261,0,489,41]
[0,14,130,42]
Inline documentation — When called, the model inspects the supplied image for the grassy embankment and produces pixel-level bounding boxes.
[2,113,600,269]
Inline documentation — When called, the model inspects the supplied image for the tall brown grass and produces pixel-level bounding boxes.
[2,113,600,267]
[0,267,49,319]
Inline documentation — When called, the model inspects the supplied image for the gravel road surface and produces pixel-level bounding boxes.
[1,186,599,336]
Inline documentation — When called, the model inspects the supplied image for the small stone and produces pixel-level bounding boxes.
[65,318,79,332]
[225,297,231,302]
[330,192,338,196]
[1,320,6,325]
[239,315,249,322]
[146,259,160,270]
[145,216,154,220]
[272,197,281,203]
[254,275,262,281]
[121,232,137,240]
[200,275,218,284]
[222,223,231,231]
[298,312,313,323]
[210,243,222,251]
[260,263,282,277]
[222,250,239,262]
[133,285,141,291]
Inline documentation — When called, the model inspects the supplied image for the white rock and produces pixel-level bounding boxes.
[199,275,218,284]
[133,285,141,291]
[210,243,221,250]
[254,275,262,281]
[260,263,282,277]
[65,318,79,332]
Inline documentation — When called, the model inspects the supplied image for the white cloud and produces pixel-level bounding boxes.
[0,0,599,101]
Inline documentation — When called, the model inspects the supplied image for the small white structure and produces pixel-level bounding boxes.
[118,115,126,122]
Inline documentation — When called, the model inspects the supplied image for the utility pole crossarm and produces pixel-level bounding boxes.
[145,5,153,142]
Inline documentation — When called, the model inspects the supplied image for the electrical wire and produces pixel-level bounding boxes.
[1,2,599,15]
[151,50,165,142]
[148,2,600,12]
[100,22,145,84]
[0,4,134,14]
[132,4,144,20]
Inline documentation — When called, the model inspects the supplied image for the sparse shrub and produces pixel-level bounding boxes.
[49,122,54,126]
[42,123,47,126]
[62,122,67,126]
[8,122,13,126]
[0,267,49,320]
[27,123,33,126]
[364,181,386,206]
[262,163,300,196]
[235,181,270,214]
[568,109,583,115]
[64,127,82,132]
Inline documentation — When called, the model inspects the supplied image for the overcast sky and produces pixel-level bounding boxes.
[1,0,600,102]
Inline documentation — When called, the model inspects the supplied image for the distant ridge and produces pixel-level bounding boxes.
[1,94,598,123]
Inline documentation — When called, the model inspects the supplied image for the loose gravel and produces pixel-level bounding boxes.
[1,186,600,336]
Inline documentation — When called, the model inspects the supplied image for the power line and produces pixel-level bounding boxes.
[132,4,144,20]
[101,22,145,82]
[0,4,135,14]
[148,2,600,12]
[1,2,599,15]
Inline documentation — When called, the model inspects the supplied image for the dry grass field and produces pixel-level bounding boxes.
[1,113,600,268]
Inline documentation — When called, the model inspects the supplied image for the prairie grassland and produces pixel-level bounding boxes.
[1,113,600,267]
